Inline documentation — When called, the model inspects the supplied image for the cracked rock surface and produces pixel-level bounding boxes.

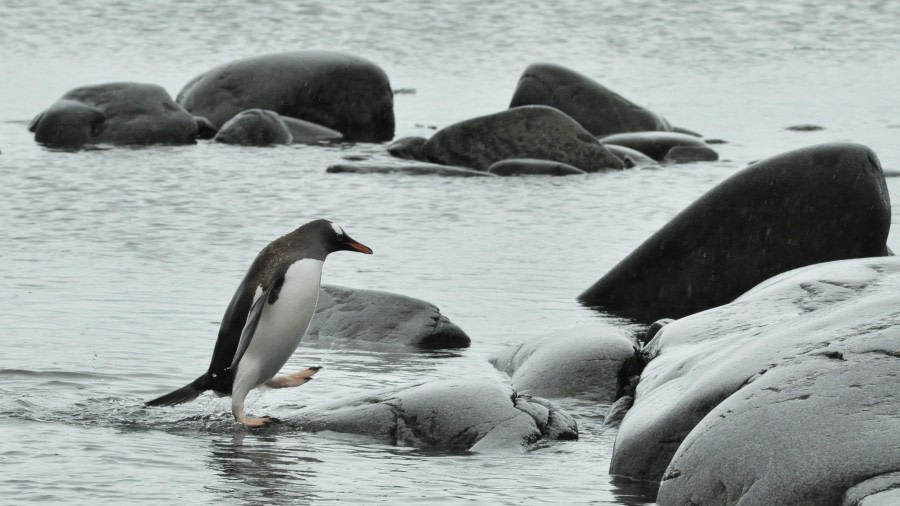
[488,325,638,401]
[305,285,470,349]
[610,257,900,505]
[289,377,577,451]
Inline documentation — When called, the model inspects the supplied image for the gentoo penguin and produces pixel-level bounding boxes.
[146,219,372,427]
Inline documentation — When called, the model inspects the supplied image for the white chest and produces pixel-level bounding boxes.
[241,259,323,381]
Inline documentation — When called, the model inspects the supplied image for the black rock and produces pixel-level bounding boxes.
[599,131,716,162]
[213,109,292,146]
[422,105,623,172]
[387,136,428,161]
[509,63,672,136]
[177,51,394,142]
[578,143,892,321]
[487,158,586,176]
[326,163,495,178]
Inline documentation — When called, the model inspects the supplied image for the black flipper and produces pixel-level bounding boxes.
[145,374,209,406]
[229,278,279,371]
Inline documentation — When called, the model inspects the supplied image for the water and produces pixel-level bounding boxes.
[1,1,899,504]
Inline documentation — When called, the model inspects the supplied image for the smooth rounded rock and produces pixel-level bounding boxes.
[177,51,394,142]
[578,143,891,322]
[488,325,638,400]
[305,285,471,349]
[326,163,495,178]
[663,145,719,163]
[213,109,292,146]
[509,63,672,136]
[29,83,199,148]
[289,377,577,451]
[422,105,623,172]
[599,131,716,162]
[387,136,428,161]
[610,257,900,505]
[487,158,586,176]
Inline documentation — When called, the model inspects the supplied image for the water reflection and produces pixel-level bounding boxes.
[207,432,322,504]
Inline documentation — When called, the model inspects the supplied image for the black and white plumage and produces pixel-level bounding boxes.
[146,219,372,427]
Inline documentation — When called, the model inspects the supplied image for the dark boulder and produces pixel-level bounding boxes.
[177,51,394,142]
[422,105,623,172]
[610,257,900,504]
[578,143,891,322]
[326,163,495,178]
[488,325,637,400]
[487,158,586,176]
[213,109,292,146]
[387,136,428,161]
[289,377,577,451]
[305,285,471,349]
[599,131,716,162]
[29,82,199,148]
[509,63,672,136]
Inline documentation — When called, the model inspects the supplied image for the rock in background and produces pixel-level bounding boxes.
[578,143,891,321]
[177,51,395,142]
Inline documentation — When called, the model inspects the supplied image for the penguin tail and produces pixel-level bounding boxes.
[145,375,209,407]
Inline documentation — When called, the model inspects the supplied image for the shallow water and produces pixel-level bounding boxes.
[1,1,900,504]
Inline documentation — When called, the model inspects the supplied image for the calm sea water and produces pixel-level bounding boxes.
[2,1,899,504]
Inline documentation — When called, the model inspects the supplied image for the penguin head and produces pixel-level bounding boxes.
[291,219,372,258]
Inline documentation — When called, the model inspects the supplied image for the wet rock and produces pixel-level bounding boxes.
[291,377,578,451]
[387,136,428,161]
[598,131,716,162]
[29,82,199,148]
[422,105,623,172]
[509,62,672,136]
[786,124,825,131]
[609,257,900,506]
[177,51,394,142]
[640,319,673,346]
[663,145,719,163]
[841,473,900,505]
[326,163,494,178]
[487,158,586,176]
[194,116,218,139]
[281,116,343,143]
[602,144,657,168]
[600,395,633,430]
[305,285,471,349]
[578,143,891,322]
[489,325,637,401]
[213,109,292,146]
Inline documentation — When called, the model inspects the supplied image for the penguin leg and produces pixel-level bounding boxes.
[231,363,278,428]
[265,366,321,389]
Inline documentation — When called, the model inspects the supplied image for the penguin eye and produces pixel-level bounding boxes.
[337,232,345,242]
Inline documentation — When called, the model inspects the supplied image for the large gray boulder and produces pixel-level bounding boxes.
[290,377,577,451]
[578,143,891,322]
[213,109,292,146]
[488,325,638,401]
[29,82,201,148]
[177,51,394,142]
[509,63,672,136]
[609,257,900,505]
[422,105,624,172]
[306,285,470,349]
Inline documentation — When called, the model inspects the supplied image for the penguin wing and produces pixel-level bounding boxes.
[229,273,286,370]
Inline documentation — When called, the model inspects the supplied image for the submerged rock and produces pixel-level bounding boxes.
[30,82,199,148]
[602,144,658,168]
[599,131,717,162]
[509,62,672,136]
[281,116,343,143]
[487,158,586,176]
[177,51,394,142]
[422,105,623,172]
[213,109,292,146]
[488,325,638,401]
[305,285,471,349]
[326,163,494,178]
[291,377,577,451]
[610,257,900,505]
[387,136,428,161]
[578,143,891,321]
